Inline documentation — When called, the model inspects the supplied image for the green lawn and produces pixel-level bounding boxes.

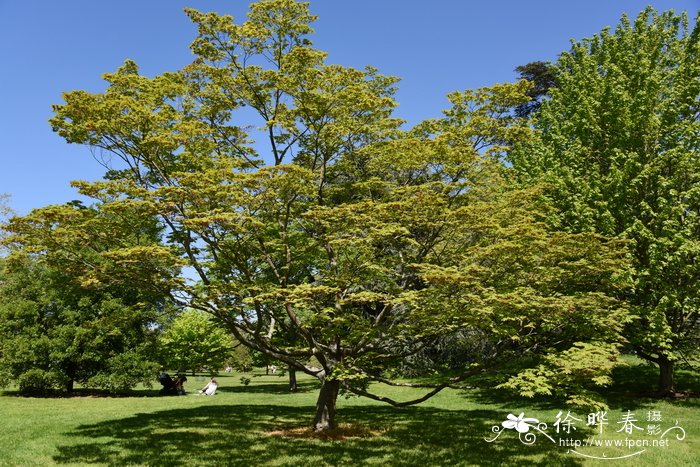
[1,362,698,466]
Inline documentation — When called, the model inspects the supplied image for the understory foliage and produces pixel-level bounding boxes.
[510,8,700,394]
[3,0,634,427]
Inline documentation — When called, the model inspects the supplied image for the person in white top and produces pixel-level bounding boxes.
[200,377,218,395]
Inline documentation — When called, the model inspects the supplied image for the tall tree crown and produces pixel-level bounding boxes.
[510,7,700,393]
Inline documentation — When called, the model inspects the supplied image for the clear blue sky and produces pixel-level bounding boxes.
[1,0,698,215]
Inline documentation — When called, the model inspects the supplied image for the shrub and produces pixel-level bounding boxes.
[18,369,66,395]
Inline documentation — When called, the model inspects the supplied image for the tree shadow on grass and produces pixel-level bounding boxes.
[465,360,700,414]
[219,381,318,395]
[602,361,700,410]
[465,387,567,412]
[53,403,583,466]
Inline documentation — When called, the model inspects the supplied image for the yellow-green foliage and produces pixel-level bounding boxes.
[5,0,634,423]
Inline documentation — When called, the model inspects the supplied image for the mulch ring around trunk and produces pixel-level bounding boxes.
[264,423,389,441]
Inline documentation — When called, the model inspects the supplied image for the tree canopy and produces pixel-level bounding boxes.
[159,309,235,374]
[512,61,558,118]
[510,7,700,394]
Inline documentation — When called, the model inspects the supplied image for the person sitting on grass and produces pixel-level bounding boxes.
[159,372,188,396]
[174,373,188,395]
[199,377,218,396]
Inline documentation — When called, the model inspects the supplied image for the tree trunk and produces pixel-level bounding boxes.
[288,366,297,392]
[313,378,340,431]
[658,355,675,396]
[65,364,76,394]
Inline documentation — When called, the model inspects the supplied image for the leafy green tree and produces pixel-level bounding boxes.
[0,255,161,394]
[46,0,629,430]
[159,309,234,374]
[1,201,175,394]
[510,8,700,394]
[225,341,253,372]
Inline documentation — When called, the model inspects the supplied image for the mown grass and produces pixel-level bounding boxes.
[0,360,698,466]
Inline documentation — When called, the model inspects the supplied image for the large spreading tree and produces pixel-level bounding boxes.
[510,8,700,394]
[28,0,631,429]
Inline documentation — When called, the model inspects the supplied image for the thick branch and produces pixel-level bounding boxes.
[635,347,661,364]
[342,365,483,407]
